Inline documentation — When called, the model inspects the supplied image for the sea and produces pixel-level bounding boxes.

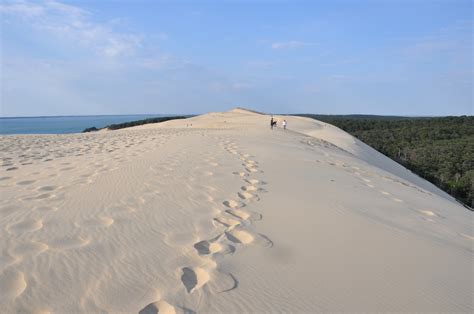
[0,114,174,135]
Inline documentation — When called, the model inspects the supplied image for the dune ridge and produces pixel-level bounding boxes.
[0,109,472,312]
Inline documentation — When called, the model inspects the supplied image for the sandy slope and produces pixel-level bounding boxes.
[0,108,472,313]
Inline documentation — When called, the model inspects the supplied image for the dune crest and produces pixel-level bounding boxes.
[0,109,472,312]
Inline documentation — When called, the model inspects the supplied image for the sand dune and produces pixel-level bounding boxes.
[1,108,472,312]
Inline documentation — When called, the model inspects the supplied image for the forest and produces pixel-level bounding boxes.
[297,114,473,208]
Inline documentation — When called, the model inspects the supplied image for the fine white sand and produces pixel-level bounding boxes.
[1,108,472,313]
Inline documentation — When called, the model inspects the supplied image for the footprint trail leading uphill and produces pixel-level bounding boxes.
[141,139,271,313]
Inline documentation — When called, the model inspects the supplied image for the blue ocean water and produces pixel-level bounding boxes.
[0,114,172,135]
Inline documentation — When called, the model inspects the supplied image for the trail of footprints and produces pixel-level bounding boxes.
[141,140,270,313]
[315,158,450,225]
[0,133,177,305]
[309,145,473,250]
[1,131,231,308]
[316,157,421,204]
[0,130,174,193]
[0,182,162,304]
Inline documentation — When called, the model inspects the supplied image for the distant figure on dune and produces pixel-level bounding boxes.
[270,116,277,129]
[282,120,287,130]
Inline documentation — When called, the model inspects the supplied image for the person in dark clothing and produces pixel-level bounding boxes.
[270,116,277,129]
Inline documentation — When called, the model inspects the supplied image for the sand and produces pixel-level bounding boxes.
[0,108,472,313]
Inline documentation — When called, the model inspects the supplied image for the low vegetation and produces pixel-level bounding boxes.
[106,116,189,130]
[297,114,473,208]
[83,126,99,132]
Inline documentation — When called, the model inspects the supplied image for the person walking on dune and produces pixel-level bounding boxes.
[282,119,287,130]
[270,116,276,129]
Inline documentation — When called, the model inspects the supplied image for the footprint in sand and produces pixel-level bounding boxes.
[226,209,263,225]
[181,267,210,293]
[241,185,258,192]
[37,185,58,192]
[7,219,43,235]
[16,180,36,186]
[0,270,27,302]
[245,167,259,173]
[243,163,257,169]
[225,230,254,244]
[245,179,265,185]
[226,209,251,220]
[237,191,258,201]
[223,200,244,209]
[213,216,241,228]
[233,171,248,177]
[194,240,222,255]
[139,300,176,314]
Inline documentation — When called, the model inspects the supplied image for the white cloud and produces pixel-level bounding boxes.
[1,0,142,58]
[0,1,45,17]
[101,35,141,58]
[45,0,89,17]
[271,40,315,50]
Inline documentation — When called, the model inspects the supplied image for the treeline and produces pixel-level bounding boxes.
[83,116,189,132]
[106,116,189,130]
[297,114,473,208]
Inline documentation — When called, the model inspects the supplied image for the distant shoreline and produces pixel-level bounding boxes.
[0,114,187,135]
[0,113,183,119]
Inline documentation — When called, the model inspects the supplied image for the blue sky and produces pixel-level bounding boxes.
[1,0,472,116]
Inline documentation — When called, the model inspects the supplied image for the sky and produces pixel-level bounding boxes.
[0,0,472,117]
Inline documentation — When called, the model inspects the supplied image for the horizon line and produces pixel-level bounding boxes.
[0,112,471,119]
